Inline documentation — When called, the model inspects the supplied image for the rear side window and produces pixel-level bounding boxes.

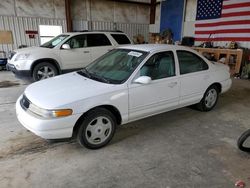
[87,34,111,47]
[111,34,131,44]
[177,50,208,74]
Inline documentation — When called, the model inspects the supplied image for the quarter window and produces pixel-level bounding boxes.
[177,50,208,74]
[140,51,175,80]
[111,34,131,44]
[87,34,111,47]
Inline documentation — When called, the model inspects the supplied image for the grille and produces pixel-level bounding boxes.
[20,95,30,111]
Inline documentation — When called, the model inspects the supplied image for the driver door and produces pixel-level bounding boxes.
[60,34,92,70]
[128,51,180,121]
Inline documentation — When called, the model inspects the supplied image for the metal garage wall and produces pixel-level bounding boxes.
[0,16,67,53]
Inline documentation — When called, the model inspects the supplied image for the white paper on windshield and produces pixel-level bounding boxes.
[128,51,142,57]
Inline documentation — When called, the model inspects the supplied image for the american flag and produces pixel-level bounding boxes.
[195,0,250,42]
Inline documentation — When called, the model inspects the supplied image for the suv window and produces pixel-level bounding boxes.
[87,34,111,47]
[111,34,131,44]
[177,50,208,74]
[64,34,87,49]
[140,51,175,80]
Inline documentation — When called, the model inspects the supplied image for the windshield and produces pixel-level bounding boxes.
[40,34,69,48]
[78,49,148,84]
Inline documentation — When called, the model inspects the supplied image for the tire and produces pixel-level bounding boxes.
[197,85,219,111]
[237,129,250,152]
[32,62,58,81]
[77,108,117,149]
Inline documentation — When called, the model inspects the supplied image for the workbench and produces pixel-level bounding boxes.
[193,47,243,75]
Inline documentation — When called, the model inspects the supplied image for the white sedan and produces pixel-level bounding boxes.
[16,44,232,149]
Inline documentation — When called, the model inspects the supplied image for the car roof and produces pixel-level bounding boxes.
[118,44,194,53]
[63,31,126,35]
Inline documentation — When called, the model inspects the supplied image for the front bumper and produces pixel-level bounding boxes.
[7,63,31,77]
[16,96,81,139]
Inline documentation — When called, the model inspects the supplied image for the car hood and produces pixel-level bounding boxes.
[24,72,120,109]
[14,46,49,53]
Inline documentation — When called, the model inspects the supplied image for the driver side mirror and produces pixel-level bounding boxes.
[134,76,152,84]
[61,44,71,50]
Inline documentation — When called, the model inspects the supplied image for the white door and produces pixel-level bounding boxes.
[128,51,180,121]
[177,50,210,106]
[60,34,92,70]
[86,34,114,61]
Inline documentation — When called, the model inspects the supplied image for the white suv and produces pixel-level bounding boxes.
[7,31,132,81]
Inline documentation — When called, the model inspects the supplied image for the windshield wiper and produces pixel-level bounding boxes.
[78,68,91,78]
[89,72,110,84]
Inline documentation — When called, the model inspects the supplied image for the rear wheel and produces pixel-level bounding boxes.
[32,62,58,81]
[77,108,117,149]
[197,85,219,111]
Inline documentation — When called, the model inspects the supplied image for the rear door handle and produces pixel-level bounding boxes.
[168,82,177,88]
[83,51,90,53]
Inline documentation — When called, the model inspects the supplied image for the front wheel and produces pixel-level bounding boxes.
[197,85,219,111]
[77,108,117,149]
[32,62,58,81]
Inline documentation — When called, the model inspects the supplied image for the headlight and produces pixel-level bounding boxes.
[28,103,73,118]
[14,53,30,61]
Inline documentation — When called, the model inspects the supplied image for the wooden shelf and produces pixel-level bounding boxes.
[192,47,243,75]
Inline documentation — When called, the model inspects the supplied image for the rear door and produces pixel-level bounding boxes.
[177,50,210,106]
[87,34,114,62]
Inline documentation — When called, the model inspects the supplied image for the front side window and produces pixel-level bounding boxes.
[77,49,148,84]
[177,50,208,74]
[64,35,87,49]
[111,34,131,44]
[87,34,112,47]
[140,51,175,80]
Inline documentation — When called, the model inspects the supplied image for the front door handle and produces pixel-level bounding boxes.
[168,82,177,88]
[204,75,210,80]
[83,51,90,53]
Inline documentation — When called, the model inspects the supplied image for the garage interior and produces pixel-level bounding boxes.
[0,0,250,187]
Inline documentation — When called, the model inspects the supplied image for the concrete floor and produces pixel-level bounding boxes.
[0,71,249,188]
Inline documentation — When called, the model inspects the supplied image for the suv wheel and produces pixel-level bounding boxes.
[33,62,58,81]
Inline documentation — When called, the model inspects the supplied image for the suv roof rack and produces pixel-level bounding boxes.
[73,30,124,33]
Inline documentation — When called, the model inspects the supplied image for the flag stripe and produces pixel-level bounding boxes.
[195,29,250,34]
[222,11,250,17]
[196,16,250,24]
[196,25,250,31]
[195,37,250,41]
[222,2,250,9]
[196,33,250,38]
[222,7,250,13]
[223,0,250,5]
[195,20,250,27]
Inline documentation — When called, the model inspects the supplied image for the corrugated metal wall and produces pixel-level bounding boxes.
[0,16,67,53]
[0,16,149,54]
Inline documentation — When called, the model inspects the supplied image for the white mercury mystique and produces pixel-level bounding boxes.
[16,44,232,149]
